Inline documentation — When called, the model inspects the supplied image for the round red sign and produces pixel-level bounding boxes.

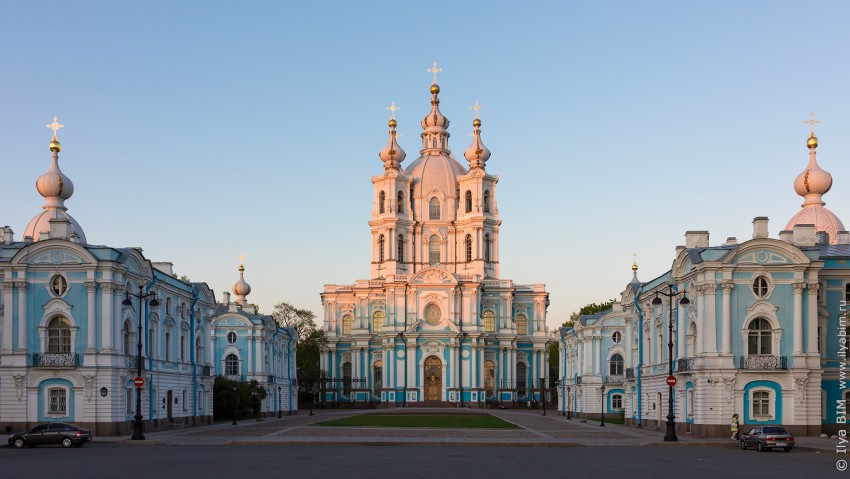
[666,375,677,387]
[133,376,145,388]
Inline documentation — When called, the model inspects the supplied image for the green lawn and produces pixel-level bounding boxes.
[316,414,519,429]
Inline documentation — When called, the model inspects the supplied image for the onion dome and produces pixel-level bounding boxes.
[628,257,642,295]
[24,117,86,243]
[464,116,491,170]
[421,83,449,131]
[232,261,252,305]
[378,104,406,170]
[785,127,845,243]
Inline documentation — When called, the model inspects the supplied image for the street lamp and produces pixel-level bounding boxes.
[397,332,407,407]
[567,386,571,420]
[600,382,606,427]
[458,331,468,407]
[651,281,690,442]
[277,386,281,419]
[232,386,238,425]
[122,286,159,441]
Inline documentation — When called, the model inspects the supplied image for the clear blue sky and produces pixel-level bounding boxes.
[2,1,849,329]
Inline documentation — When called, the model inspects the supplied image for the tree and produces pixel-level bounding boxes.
[297,328,328,405]
[213,377,268,420]
[561,298,616,328]
[272,302,318,341]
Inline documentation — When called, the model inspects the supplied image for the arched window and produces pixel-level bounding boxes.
[484,234,491,263]
[47,316,72,353]
[225,354,239,376]
[180,333,186,362]
[483,190,491,213]
[378,234,385,263]
[482,310,495,332]
[747,318,772,355]
[429,235,441,267]
[465,234,472,263]
[342,314,353,335]
[397,191,404,213]
[379,191,386,214]
[343,362,352,395]
[753,276,768,298]
[515,314,528,334]
[373,310,385,332]
[123,320,133,356]
[429,197,441,220]
[373,360,383,396]
[397,234,404,264]
[516,363,527,394]
[609,354,624,376]
[195,337,203,364]
[465,190,472,213]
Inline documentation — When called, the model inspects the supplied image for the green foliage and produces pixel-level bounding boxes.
[213,377,268,420]
[272,302,318,341]
[562,298,616,328]
[548,341,560,382]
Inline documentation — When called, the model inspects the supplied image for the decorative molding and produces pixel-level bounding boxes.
[422,340,445,356]
[13,375,25,402]
[792,282,807,295]
[2,282,13,292]
[84,281,97,293]
[517,351,528,363]
[83,375,96,402]
[734,250,790,265]
[101,282,115,293]
[721,281,735,294]
[722,376,735,404]
[338,303,355,313]
[30,249,87,265]
[340,351,351,363]
[795,376,808,404]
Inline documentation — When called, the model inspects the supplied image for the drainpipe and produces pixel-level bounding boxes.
[144,277,158,423]
[189,289,199,419]
[634,292,644,428]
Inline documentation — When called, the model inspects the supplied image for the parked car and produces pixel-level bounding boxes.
[8,422,92,448]
[740,426,795,452]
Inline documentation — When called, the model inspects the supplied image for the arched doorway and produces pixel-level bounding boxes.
[484,360,496,399]
[424,356,442,401]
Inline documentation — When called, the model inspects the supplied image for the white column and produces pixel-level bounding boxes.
[695,287,704,356]
[247,336,254,375]
[793,282,805,355]
[3,283,14,353]
[407,345,415,395]
[382,348,389,389]
[807,282,819,354]
[625,318,633,369]
[85,282,96,351]
[258,336,266,374]
[721,281,733,355]
[16,282,28,352]
[703,283,717,355]
[102,283,114,351]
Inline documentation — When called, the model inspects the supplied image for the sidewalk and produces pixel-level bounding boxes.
[95,408,836,452]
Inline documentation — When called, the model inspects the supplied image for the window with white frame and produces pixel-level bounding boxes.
[752,276,769,298]
[342,314,353,335]
[610,354,624,376]
[166,297,172,316]
[196,337,203,363]
[612,331,622,343]
[515,314,528,334]
[50,275,68,297]
[48,387,67,415]
[429,235,441,267]
[483,190,491,214]
[687,389,694,418]
[180,333,186,361]
[165,330,172,361]
[611,394,623,410]
[484,234,491,263]
[227,331,237,344]
[123,321,133,356]
[429,197,440,220]
[752,390,771,418]
[373,311,385,332]
[47,316,72,353]
[482,310,495,332]
[225,354,239,376]
[747,318,772,355]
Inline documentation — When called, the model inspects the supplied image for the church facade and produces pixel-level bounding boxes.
[558,127,849,437]
[321,80,550,406]
[0,122,296,436]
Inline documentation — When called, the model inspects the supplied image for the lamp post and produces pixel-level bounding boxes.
[600,382,606,427]
[232,386,238,425]
[567,386,571,420]
[122,286,159,441]
[397,332,407,407]
[458,331,468,407]
[277,386,281,419]
[651,281,690,442]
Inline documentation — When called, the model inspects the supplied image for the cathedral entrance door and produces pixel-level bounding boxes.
[424,356,442,401]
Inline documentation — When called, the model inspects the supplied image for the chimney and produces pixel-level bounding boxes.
[839,231,850,245]
[0,226,12,245]
[752,217,769,239]
[685,231,709,249]
[223,292,231,305]
[816,231,830,245]
[793,224,816,247]
[725,237,737,245]
[48,218,71,241]
[779,230,793,243]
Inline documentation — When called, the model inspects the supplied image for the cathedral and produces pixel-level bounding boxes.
[558,122,848,437]
[320,78,550,406]
[0,121,296,435]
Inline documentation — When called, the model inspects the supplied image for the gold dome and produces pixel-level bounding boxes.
[388,118,397,128]
[807,134,818,149]
[473,118,481,127]
[49,139,61,152]
[430,84,440,95]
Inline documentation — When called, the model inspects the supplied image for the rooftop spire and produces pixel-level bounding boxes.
[420,64,450,154]
[463,101,491,170]
[232,255,252,305]
[379,101,406,170]
[793,113,831,206]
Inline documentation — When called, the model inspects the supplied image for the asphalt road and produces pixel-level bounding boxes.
[1,444,845,479]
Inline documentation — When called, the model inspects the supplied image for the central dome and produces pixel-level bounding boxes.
[404,153,467,200]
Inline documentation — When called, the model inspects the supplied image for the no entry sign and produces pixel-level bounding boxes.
[133,376,145,388]
[666,375,677,387]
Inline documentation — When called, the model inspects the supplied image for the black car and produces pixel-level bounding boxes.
[740,426,795,452]
[8,422,92,448]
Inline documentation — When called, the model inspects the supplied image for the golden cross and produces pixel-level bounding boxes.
[239,254,244,265]
[386,101,400,120]
[470,101,483,119]
[803,112,821,135]
[46,116,64,140]
[427,62,442,84]
[632,252,638,269]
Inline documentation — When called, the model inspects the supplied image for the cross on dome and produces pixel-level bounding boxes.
[470,101,483,119]
[46,116,64,140]
[427,62,442,84]
[386,102,400,120]
[803,112,821,136]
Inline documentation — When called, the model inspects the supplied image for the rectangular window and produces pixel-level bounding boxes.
[753,391,770,417]
[183,390,187,412]
[48,388,67,414]
[127,389,133,415]
[198,391,204,411]
[165,332,171,361]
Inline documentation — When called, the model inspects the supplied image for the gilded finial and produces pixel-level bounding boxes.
[46,116,64,152]
[632,252,638,272]
[386,101,399,120]
[427,62,442,85]
[238,254,245,272]
[803,113,820,149]
[470,101,483,127]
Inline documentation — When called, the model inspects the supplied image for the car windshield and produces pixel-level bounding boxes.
[763,427,787,434]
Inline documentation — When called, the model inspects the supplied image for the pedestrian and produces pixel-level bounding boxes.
[730,413,740,440]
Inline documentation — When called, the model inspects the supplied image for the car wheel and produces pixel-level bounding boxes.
[12,438,25,449]
[784,447,793,452]
[61,437,73,448]
[740,440,747,450]
[757,441,765,452]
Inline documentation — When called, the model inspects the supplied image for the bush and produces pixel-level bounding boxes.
[213,377,268,421]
